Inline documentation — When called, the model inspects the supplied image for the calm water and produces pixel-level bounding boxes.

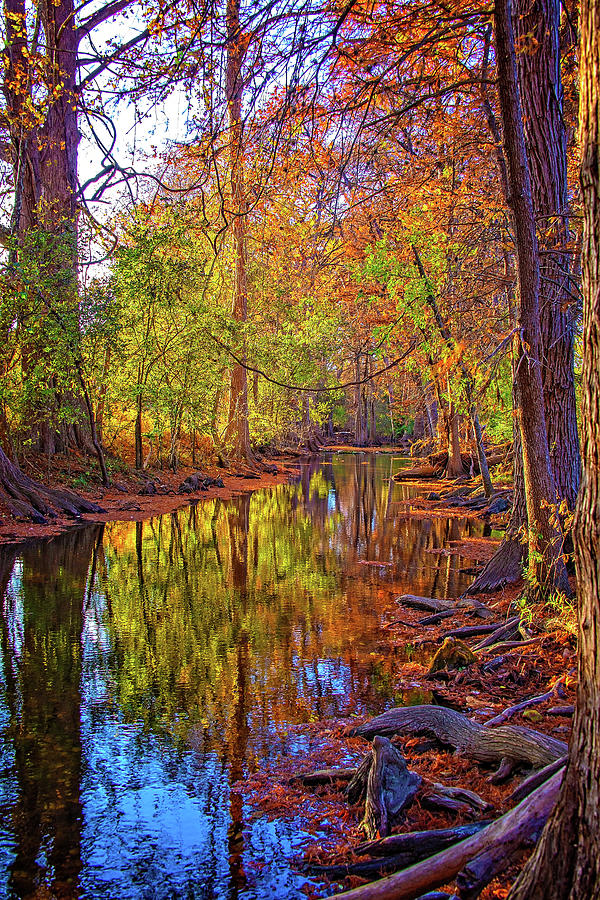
[0,452,484,899]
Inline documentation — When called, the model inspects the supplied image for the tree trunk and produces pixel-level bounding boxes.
[515,0,581,510]
[135,392,143,471]
[508,3,600,894]
[493,0,570,600]
[5,0,81,451]
[224,0,253,464]
[447,401,464,477]
[412,247,492,493]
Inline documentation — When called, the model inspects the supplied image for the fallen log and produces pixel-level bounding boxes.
[350,705,567,770]
[334,770,563,900]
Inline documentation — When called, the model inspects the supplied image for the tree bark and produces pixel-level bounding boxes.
[508,2,600,894]
[224,0,253,463]
[515,0,581,510]
[493,0,570,600]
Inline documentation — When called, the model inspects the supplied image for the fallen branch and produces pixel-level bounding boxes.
[334,770,563,900]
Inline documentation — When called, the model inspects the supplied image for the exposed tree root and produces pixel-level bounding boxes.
[334,770,563,900]
[465,536,525,594]
[356,824,493,860]
[421,783,493,816]
[357,737,422,839]
[307,823,490,882]
[351,705,567,770]
[441,623,503,640]
[0,447,102,523]
[509,757,567,805]
[473,616,522,650]
[484,677,567,726]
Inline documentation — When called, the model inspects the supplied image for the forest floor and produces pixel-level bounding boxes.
[0,448,300,545]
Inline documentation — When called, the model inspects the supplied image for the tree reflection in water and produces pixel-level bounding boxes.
[0,452,485,899]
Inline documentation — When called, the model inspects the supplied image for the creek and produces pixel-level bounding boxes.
[0,452,487,899]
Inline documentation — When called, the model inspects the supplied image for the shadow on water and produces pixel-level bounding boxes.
[0,452,485,899]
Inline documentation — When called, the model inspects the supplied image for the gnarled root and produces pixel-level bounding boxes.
[356,737,422,839]
[335,770,563,900]
[0,448,102,523]
[351,705,566,771]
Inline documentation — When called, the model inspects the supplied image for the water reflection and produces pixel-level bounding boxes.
[0,452,483,899]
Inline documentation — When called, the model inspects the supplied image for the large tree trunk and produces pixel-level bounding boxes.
[224,0,253,464]
[515,0,581,510]
[508,4,600,895]
[5,0,81,451]
[493,0,570,600]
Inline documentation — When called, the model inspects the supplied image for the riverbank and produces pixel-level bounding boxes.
[0,451,300,545]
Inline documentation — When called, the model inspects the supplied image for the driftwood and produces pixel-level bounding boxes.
[360,737,422,839]
[351,705,567,770]
[334,769,563,900]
